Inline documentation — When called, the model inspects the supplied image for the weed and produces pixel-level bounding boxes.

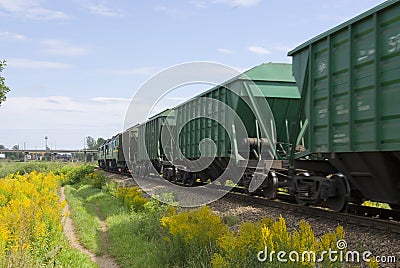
[116,186,148,212]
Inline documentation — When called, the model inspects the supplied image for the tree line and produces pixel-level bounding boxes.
[0,60,10,106]
[85,136,106,150]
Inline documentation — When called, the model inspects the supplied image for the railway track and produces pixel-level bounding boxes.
[99,168,400,234]
[226,191,400,234]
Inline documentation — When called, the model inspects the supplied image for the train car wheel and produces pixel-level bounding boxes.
[162,171,169,181]
[325,175,350,212]
[174,170,182,184]
[262,173,278,200]
[184,172,196,187]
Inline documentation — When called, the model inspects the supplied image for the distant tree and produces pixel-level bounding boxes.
[85,136,97,150]
[8,145,23,160]
[85,136,107,150]
[0,60,10,106]
[0,145,5,150]
[96,137,106,148]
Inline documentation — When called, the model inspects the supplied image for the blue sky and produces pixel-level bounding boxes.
[0,0,387,149]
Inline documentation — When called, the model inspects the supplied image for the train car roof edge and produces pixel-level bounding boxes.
[287,0,399,56]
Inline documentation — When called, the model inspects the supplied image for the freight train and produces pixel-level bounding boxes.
[98,0,400,212]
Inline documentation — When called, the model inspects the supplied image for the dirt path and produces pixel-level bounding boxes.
[61,187,119,268]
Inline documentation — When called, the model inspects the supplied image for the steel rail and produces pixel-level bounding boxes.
[98,168,400,234]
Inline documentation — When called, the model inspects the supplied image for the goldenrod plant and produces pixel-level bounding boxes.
[116,186,148,211]
[0,171,96,267]
[212,216,346,268]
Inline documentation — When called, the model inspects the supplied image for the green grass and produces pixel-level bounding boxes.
[362,200,391,209]
[0,241,98,268]
[106,213,165,267]
[0,161,66,178]
[64,183,172,267]
[55,241,99,268]
[222,214,240,227]
[64,185,105,255]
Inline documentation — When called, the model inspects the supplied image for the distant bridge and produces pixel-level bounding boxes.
[0,149,98,154]
[0,149,98,162]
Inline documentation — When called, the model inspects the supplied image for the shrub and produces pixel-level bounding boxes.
[103,181,118,197]
[212,216,346,268]
[57,164,94,185]
[161,206,229,266]
[0,162,64,178]
[116,186,148,212]
[0,172,64,266]
[161,206,229,246]
[86,171,109,189]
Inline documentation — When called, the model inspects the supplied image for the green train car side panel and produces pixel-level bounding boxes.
[124,126,138,163]
[176,87,233,159]
[138,119,161,161]
[289,0,400,153]
[175,63,303,160]
[137,109,174,161]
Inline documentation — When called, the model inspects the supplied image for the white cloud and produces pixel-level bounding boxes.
[217,48,233,54]
[87,3,123,17]
[92,97,131,103]
[214,0,261,7]
[110,67,157,76]
[0,95,129,148]
[0,0,69,20]
[75,0,123,17]
[191,0,208,8]
[0,96,128,129]
[41,39,88,57]
[0,31,28,41]
[248,45,270,55]
[192,0,261,8]
[7,58,72,69]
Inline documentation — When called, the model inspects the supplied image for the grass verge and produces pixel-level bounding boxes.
[64,185,103,255]
[64,180,368,268]
[0,161,66,178]
[64,183,169,267]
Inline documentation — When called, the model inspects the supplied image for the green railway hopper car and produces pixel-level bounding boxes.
[137,109,175,176]
[169,63,303,187]
[241,63,307,160]
[175,63,302,160]
[288,0,400,209]
[125,125,139,165]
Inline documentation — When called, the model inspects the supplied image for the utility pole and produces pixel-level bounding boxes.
[83,137,86,162]
[45,136,48,161]
[23,141,27,162]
